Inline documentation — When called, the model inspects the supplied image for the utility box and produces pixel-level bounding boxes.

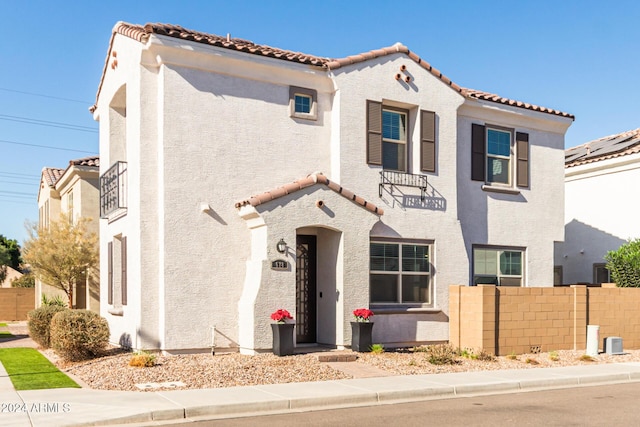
[586,325,600,356]
[604,337,624,355]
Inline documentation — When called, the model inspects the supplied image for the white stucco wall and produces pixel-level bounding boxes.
[94,30,572,352]
[457,102,570,288]
[556,154,640,283]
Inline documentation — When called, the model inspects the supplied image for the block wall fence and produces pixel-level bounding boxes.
[0,288,35,321]
[449,284,640,356]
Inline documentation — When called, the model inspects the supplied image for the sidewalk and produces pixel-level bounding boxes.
[2,361,640,426]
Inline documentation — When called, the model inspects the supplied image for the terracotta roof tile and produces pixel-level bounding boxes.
[69,156,100,167]
[565,128,640,168]
[91,22,573,120]
[462,88,575,119]
[235,173,384,215]
[42,167,64,187]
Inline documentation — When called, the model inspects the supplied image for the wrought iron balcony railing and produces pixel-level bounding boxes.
[379,170,428,200]
[100,161,127,218]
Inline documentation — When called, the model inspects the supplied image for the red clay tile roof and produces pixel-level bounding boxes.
[565,128,640,168]
[69,156,100,168]
[463,89,574,119]
[91,22,572,119]
[235,173,384,215]
[42,167,64,187]
[42,156,99,187]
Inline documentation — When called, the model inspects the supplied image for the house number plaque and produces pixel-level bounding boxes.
[271,259,288,271]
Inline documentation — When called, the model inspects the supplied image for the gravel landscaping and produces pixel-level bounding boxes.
[43,346,640,392]
[8,322,640,393]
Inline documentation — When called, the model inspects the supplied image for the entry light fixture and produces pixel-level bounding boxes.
[276,238,287,254]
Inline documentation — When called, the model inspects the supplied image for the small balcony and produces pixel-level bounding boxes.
[379,170,428,200]
[100,161,127,218]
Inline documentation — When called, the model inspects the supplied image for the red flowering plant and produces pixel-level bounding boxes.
[270,309,293,324]
[353,308,374,323]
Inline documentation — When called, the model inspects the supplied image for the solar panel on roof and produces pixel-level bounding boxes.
[593,136,640,158]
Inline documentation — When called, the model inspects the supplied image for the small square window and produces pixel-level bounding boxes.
[289,86,317,120]
[294,94,311,114]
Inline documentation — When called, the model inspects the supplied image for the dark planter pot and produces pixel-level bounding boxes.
[351,321,374,352]
[271,323,295,356]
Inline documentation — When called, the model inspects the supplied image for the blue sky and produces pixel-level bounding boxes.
[1,1,639,244]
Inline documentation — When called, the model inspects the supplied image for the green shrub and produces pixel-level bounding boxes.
[605,239,640,287]
[41,294,67,307]
[424,344,459,365]
[11,273,35,288]
[50,310,110,361]
[370,343,385,354]
[27,305,68,348]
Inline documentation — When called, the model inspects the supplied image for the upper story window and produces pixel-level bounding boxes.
[367,100,436,174]
[39,200,50,229]
[67,191,74,224]
[487,128,511,184]
[382,108,408,172]
[472,124,529,189]
[473,246,524,286]
[370,240,432,305]
[294,94,311,114]
[289,86,317,120]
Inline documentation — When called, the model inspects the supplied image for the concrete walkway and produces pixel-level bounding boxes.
[1,362,640,426]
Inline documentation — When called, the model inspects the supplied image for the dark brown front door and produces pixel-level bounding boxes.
[296,235,317,343]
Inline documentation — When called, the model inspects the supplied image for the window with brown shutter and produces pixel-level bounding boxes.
[471,124,486,181]
[107,242,113,305]
[366,100,383,165]
[420,110,436,172]
[121,236,127,306]
[516,132,529,187]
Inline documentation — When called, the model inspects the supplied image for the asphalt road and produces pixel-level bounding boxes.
[167,382,640,426]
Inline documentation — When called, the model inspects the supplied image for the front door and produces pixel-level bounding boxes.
[296,235,317,343]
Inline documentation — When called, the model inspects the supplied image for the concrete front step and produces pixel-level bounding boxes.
[316,353,358,362]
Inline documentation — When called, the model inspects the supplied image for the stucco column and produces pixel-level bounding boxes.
[237,206,268,355]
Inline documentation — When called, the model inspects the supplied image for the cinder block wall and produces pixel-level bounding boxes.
[588,284,640,349]
[450,285,587,355]
[0,288,36,320]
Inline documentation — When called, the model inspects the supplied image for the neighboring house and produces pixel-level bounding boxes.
[555,129,640,285]
[91,22,573,354]
[1,266,22,288]
[36,156,100,310]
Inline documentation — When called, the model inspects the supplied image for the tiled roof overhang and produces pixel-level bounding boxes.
[235,173,384,216]
[91,22,573,120]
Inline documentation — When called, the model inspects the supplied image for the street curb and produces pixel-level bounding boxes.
[68,372,640,426]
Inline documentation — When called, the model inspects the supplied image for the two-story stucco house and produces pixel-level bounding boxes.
[91,22,573,354]
[36,156,100,310]
[555,129,640,285]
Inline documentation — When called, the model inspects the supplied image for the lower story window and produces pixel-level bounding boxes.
[370,241,431,304]
[593,263,610,284]
[473,247,523,286]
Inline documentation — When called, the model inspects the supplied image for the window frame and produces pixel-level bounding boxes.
[369,239,433,306]
[473,246,525,287]
[67,191,74,224]
[593,263,610,285]
[485,126,513,186]
[289,86,317,120]
[381,106,409,172]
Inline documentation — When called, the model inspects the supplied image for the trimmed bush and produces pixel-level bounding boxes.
[27,305,68,348]
[605,239,640,287]
[50,310,110,361]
